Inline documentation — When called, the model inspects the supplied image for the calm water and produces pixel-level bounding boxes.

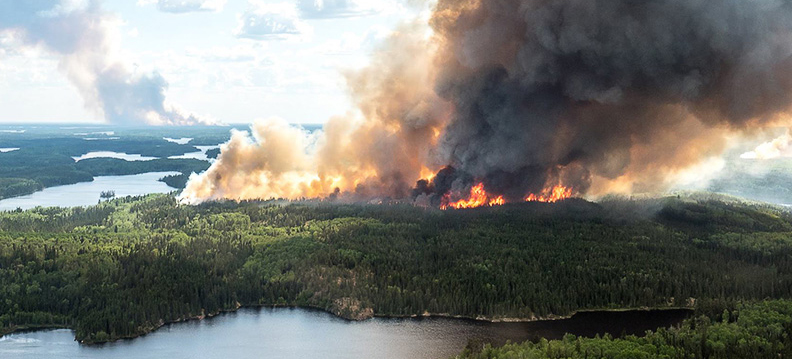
[0,172,178,211]
[72,151,158,162]
[168,145,220,161]
[0,307,690,359]
[163,137,193,144]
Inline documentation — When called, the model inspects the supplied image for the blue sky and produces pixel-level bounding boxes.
[0,0,420,124]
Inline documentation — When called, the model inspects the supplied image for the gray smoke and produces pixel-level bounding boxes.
[425,0,792,200]
[183,0,792,204]
[0,0,209,125]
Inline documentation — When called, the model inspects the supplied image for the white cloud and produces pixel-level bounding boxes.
[297,0,401,19]
[235,2,311,41]
[312,26,390,56]
[185,44,264,62]
[137,0,227,14]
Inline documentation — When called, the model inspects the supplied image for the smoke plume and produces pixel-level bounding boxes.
[741,130,792,159]
[182,0,792,204]
[0,0,210,125]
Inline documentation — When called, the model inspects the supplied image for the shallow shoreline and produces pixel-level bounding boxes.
[373,305,693,323]
[0,304,694,345]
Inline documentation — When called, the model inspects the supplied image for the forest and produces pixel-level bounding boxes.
[1,193,792,349]
[456,299,792,359]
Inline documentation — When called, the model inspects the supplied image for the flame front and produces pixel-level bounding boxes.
[525,185,573,203]
[441,183,504,209]
[441,183,572,210]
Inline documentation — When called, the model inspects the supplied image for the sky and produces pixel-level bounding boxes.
[0,0,421,124]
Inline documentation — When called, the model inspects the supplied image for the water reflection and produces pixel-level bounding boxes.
[0,172,178,211]
[0,307,691,359]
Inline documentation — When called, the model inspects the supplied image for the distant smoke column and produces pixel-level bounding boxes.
[0,0,208,125]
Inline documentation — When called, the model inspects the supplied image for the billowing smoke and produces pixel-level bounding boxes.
[0,0,209,125]
[183,22,444,201]
[182,0,792,204]
[742,130,792,159]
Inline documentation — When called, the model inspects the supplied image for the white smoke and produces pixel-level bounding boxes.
[741,130,792,160]
[0,0,212,125]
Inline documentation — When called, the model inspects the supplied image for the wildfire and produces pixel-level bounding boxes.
[525,185,573,203]
[419,166,438,183]
[441,183,504,209]
[440,183,573,210]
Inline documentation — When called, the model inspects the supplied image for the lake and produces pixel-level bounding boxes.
[0,172,179,211]
[168,145,220,161]
[72,151,158,162]
[163,137,193,144]
[0,307,691,359]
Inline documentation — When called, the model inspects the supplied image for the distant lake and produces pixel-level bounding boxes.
[168,145,220,162]
[0,172,178,211]
[0,307,690,359]
[73,131,115,136]
[163,137,193,144]
[72,151,158,162]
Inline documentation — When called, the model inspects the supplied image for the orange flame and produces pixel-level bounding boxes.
[441,183,504,209]
[525,185,573,203]
[419,166,437,183]
[440,183,572,210]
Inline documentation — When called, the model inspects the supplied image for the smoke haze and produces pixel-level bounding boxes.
[183,0,792,204]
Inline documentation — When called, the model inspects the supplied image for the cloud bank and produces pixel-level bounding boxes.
[236,2,311,40]
[297,0,386,19]
[138,0,227,14]
[0,0,211,125]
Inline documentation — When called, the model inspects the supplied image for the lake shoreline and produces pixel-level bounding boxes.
[0,172,182,211]
[0,303,694,345]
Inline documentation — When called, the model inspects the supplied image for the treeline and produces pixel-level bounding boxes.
[74,158,209,176]
[455,299,792,359]
[2,195,792,343]
[0,139,211,199]
[0,137,199,158]
[0,149,93,191]
[205,148,221,159]
[0,178,42,200]
[158,173,190,189]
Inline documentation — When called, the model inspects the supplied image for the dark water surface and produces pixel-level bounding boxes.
[0,307,690,359]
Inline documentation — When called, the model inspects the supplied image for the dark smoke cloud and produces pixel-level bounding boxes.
[430,0,792,199]
[183,0,792,204]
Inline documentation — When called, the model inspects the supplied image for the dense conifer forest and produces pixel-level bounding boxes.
[456,299,792,359]
[2,193,792,348]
